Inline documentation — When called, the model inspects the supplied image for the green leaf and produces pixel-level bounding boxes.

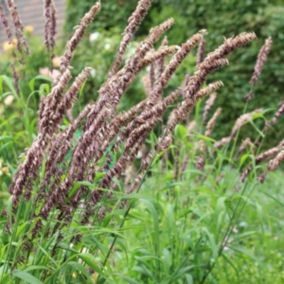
[13,270,43,284]
[196,133,215,143]
[68,179,103,199]
[24,266,50,273]
[0,75,17,96]
[38,83,50,98]
[29,75,52,92]
[78,253,103,275]
[239,153,250,167]
[175,124,188,140]
[0,76,3,96]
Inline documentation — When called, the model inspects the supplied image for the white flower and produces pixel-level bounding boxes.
[104,42,111,50]
[90,68,97,78]
[4,95,14,106]
[232,226,238,233]
[39,67,50,77]
[223,246,230,252]
[52,56,61,68]
[89,32,100,43]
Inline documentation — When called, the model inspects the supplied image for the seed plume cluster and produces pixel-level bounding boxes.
[4,0,282,254]
[250,37,272,86]
[0,0,31,92]
[0,4,12,42]
[44,0,57,53]
[60,2,101,71]
[6,0,29,55]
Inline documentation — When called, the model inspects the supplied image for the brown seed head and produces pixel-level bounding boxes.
[110,0,152,76]
[60,2,101,70]
[250,36,272,86]
[268,150,284,172]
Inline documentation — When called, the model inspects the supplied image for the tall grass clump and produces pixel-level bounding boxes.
[0,0,283,283]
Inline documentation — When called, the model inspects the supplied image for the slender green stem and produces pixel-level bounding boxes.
[96,162,152,283]
[199,180,255,284]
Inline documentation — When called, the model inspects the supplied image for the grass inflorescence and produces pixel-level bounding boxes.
[0,0,283,283]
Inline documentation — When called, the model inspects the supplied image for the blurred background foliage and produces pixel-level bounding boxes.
[65,0,284,141]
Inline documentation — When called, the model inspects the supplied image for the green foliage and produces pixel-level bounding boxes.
[65,0,148,34]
